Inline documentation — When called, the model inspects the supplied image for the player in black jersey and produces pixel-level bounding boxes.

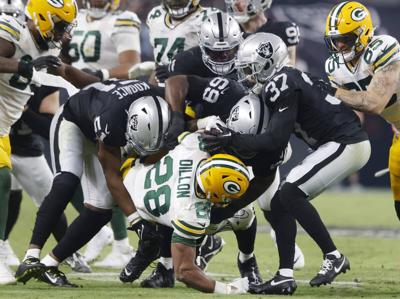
[15,80,171,287]
[200,33,371,294]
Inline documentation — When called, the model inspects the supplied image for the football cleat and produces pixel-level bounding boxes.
[119,238,160,283]
[196,234,225,270]
[4,240,20,266]
[38,267,78,288]
[93,241,135,268]
[237,255,262,285]
[249,273,297,295]
[140,262,175,288]
[64,252,91,273]
[15,257,45,284]
[84,225,113,263]
[310,254,350,287]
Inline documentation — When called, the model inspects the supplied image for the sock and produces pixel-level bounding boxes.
[238,251,254,263]
[280,182,337,255]
[5,190,22,239]
[30,172,79,248]
[0,168,11,240]
[110,206,127,240]
[159,257,173,270]
[326,250,341,258]
[41,254,59,267]
[159,225,174,258]
[70,183,85,214]
[395,201,400,221]
[52,213,68,242]
[52,207,112,262]
[24,248,41,260]
[114,237,129,248]
[279,268,294,278]
[234,216,257,255]
[265,191,297,270]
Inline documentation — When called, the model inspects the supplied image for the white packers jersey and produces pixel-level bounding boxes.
[147,5,219,65]
[69,10,141,71]
[123,133,211,246]
[326,34,400,129]
[0,15,56,136]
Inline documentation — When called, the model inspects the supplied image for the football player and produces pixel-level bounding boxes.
[61,0,142,268]
[0,0,80,285]
[200,32,371,294]
[323,1,400,225]
[15,80,171,287]
[225,0,300,64]
[121,132,251,294]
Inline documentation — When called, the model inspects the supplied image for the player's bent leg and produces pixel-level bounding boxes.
[389,134,400,222]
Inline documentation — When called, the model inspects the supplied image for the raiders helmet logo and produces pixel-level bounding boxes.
[47,0,64,8]
[129,115,139,131]
[256,42,273,59]
[223,181,241,195]
[230,106,240,122]
[351,8,367,21]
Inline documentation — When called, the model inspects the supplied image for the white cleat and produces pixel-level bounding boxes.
[4,240,20,266]
[270,229,305,270]
[0,241,16,285]
[93,238,136,269]
[84,226,113,263]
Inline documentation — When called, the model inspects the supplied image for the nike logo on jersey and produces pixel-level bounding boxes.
[334,258,346,273]
[270,278,294,286]
[278,107,288,112]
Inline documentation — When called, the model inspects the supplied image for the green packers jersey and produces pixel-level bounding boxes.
[325,34,400,129]
[123,132,211,246]
[146,5,219,65]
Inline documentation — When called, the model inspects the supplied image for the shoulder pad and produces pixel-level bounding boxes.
[325,54,341,75]
[113,10,141,30]
[146,5,165,25]
[0,15,23,42]
[364,35,400,72]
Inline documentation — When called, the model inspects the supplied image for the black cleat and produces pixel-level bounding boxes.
[249,273,297,295]
[38,267,78,288]
[310,254,350,287]
[120,238,160,283]
[237,255,262,285]
[140,262,175,288]
[64,252,91,273]
[196,234,225,270]
[15,257,46,284]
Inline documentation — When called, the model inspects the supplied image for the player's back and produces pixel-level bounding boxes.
[147,5,218,65]
[69,9,141,70]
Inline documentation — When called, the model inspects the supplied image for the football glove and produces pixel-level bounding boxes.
[128,61,156,79]
[128,219,160,241]
[164,111,185,150]
[311,77,337,96]
[18,55,62,80]
[196,115,227,132]
[199,124,235,153]
[155,64,170,83]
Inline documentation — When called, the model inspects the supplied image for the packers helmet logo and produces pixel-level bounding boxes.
[47,0,64,8]
[223,181,241,195]
[256,42,273,59]
[351,8,367,21]
[230,106,240,122]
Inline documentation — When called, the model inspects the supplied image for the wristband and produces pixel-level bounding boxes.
[100,69,110,81]
[18,59,32,79]
[127,211,140,225]
[214,281,228,294]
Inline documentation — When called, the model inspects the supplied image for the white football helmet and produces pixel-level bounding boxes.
[226,93,269,158]
[225,0,272,23]
[199,12,243,75]
[0,0,24,20]
[236,32,289,94]
[83,0,120,19]
[162,0,200,20]
[126,96,171,156]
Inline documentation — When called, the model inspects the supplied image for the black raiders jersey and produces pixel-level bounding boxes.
[63,80,164,147]
[253,21,300,47]
[232,67,368,154]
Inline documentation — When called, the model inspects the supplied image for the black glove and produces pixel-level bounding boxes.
[311,77,337,96]
[18,55,62,79]
[81,68,104,80]
[155,64,170,83]
[199,124,235,153]
[164,111,185,150]
[128,219,160,241]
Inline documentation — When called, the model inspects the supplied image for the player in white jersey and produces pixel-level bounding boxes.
[63,0,141,80]
[323,1,400,224]
[62,0,142,268]
[0,0,79,285]
[122,132,252,294]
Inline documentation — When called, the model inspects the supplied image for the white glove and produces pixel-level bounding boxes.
[128,61,156,79]
[197,116,226,132]
[214,277,249,294]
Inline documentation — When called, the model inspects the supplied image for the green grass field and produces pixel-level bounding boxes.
[1,189,399,298]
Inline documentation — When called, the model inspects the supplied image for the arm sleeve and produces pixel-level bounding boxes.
[111,11,141,53]
[231,93,298,153]
[21,109,53,139]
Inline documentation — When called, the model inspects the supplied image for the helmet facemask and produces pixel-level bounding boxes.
[84,0,120,19]
[44,18,76,49]
[202,45,239,76]
[163,0,198,20]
